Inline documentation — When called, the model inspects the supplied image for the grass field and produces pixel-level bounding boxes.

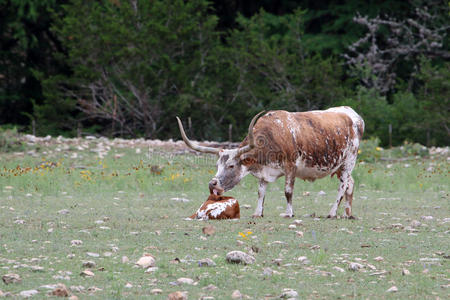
[0,137,449,299]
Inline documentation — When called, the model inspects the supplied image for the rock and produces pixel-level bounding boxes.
[80,270,94,277]
[373,256,384,261]
[280,288,298,298]
[386,286,398,292]
[19,290,39,297]
[226,251,255,265]
[50,284,70,297]
[177,277,195,285]
[263,267,273,276]
[295,231,304,237]
[421,215,433,221]
[2,273,21,284]
[318,190,326,196]
[125,283,133,288]
[136,254,155,268]
[231,290,242,299]
[69,286,85,293]
[293,219,303,225]
[70,240,83,246]
[87,286,102,293]
[82,261,96,268]
[86,252,99,257]
[168,291,188,300]
[391,223,403,229]
[122,256,129,263]
[202,225,216,236]
[30,266,44,272]
[151,288,163,295]
[198,258,216,267]
[69,296,78,300]
[348,262,364,271]
[410,220,421,228]
[402,269,411,275]
[288,224,297,229]
[203,284,218,291]
[333,266,345,273]
[145,267,159,273]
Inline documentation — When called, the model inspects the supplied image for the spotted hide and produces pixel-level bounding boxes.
[190,194,240,220]
[177,106,364,218]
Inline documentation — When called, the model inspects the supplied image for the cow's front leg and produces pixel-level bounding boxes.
[253,179,268,218]
[281,171,296,218]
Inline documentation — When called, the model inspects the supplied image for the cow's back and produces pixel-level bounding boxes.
[242,107,364,180]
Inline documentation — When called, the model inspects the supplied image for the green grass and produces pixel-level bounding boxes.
[0,142,449,299]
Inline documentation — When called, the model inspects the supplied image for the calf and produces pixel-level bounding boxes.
[190,184,240,220]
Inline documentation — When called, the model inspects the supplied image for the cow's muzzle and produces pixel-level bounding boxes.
[209,178,224,196]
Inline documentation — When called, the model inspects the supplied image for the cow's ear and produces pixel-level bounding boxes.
[241,156,256,166]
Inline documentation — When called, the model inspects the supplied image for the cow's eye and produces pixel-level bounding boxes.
[228,165,234,169]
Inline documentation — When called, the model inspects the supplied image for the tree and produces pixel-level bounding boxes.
[44,0,219,138]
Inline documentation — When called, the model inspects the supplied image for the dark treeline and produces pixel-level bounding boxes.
[1,0,449,146]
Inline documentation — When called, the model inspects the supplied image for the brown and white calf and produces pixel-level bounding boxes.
[190,184,240,220]
[178,106,364,218]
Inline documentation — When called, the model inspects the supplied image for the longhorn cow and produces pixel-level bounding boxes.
[176,106,364,218]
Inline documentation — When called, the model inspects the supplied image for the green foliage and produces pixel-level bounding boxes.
[357,137,382,163]
[0,126,24,152]
[390,141,429,158]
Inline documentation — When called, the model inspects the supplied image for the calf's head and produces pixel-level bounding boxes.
[177,112,264,195]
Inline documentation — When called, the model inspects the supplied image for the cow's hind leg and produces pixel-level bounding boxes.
[344,175,355,219]
[327,171,350,218]
[281,169,296,218]
[253,179,268,218]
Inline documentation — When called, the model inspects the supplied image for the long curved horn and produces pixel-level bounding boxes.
[237,110,265,156]
[176,117,221,154]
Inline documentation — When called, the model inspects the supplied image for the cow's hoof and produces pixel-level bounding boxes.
[327,215,337,219]
[252,214,263,218]
[348,215,357,220]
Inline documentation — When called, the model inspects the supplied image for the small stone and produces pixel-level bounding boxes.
[2,273,21,284]
[19,289,39,298]
[136,254,155,268]
[295,231,304,237]
[69,296,78,300]
[177,277,195,285]
[50,284,69,297]
[263,267,273,276]
[373,256,384,261]
[293,219,303,225]
[30,266,44,272]
[168,291,187,300]
[58,209,70,215]
[288,224,297,229]
[302,191,310,196]
[151,288,163,295]
[402,269,411,275]
[80,270,94,277]
[86,252,99,257]
[410,220,421,228]
[69,286,85,293]
[333,266,345,273]
[231,290,242,299]
[87,286,102,293]
[70,240,83,246]
[318,190,326,196]
[125,283,133,288]
[391,223,403,229]
[198,258,216,267]
[421,215,433,221]
[203,284,218,291]
[82,261,96,268]
[348,262,364,271]
[122,256,129,263]
[202,225,216,236]
[387,286,398,293]
[280,288,298,298]
[145,267,159,273]
[226,251,255,265]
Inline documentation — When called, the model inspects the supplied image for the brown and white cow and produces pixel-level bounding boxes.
[190,183,240,220]
[177,106,364,218]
